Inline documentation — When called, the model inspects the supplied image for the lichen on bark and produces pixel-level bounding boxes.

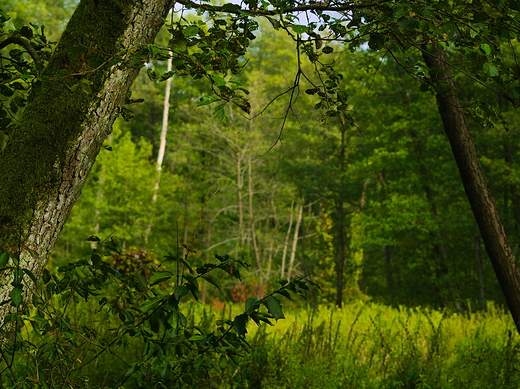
[0,0,173,328]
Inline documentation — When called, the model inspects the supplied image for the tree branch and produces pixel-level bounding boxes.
[175,0,388,16]
[0,36,44,72]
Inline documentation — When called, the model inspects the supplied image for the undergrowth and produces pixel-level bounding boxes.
[231,302,520,389]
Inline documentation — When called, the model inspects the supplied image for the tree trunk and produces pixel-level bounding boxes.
[287,201,303,281]
[335,126,347,307]
[280,200,295,278]
[0,0,172,322]
[248,153,262,273]
[422,43,520,333]
[145,55,173,242]
[335,198,346,307]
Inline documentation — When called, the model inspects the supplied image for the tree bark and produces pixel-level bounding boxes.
[422,43,520,333]
[0,0,172,321]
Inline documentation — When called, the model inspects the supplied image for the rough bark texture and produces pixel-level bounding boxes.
[0,0,172,322]
[422,43,520,333]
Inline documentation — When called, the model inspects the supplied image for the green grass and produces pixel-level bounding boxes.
[228,301,520,389]
[8,298,520,388]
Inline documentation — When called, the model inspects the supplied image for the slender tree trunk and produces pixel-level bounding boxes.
[287,201,303,280]
[248,153,262,272]
[335,126,347,307]
[145,55,173,241]
[336,198,346,307]
[422,43,520,333]
[0,0,172,324]
[182,162,191,256]
[237,154,245,247]
[280,200,295,278]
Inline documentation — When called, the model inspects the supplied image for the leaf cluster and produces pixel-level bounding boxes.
[0,235,318,388]
[0,9,53,135]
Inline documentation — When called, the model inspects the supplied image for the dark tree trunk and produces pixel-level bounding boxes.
[422,43,520,333]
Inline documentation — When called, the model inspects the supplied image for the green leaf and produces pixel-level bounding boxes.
[368,34,385,51]
[214,103,228,121]
[322,46,333,54]
[42,269,51,284]
[0,252,9,267]
[229,77,242,85]
[219,355,228,369]
[215,254,230,262]
[13,18,25,30]
[188,334,205,341]
[169,37,187,51]
[201,274,221,290]
[174,285,189,301]
[276,289,292,300]
[211,75,226,86]
[11,287,22,307]
[182,26,199,37]
[149,271,174,286]
[185,282,199,301]
[22,268,38,285]
[221,3,242,12]
[139,295,164,312]
[479,43,491,56]
[124,363,139,377]
[245,297,260,315]
[291,24,308,34]
[183,273,198,287]
[81,81,92,94]
[233,313,248,336]
[264,296,285,320]
[68,44,88,55]
[105,237,122,254]
[419,82,430,92]
[484,62,499,77]
[86,53,104,68]
[147,68,157,81]
[197,96,220,106]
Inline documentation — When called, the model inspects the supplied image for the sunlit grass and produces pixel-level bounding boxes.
[224,300,520,389]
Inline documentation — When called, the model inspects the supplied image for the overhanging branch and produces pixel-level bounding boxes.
[175,0,388,16]
[0,36,44,72]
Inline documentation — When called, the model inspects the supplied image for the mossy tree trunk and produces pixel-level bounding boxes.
[422,43,520,333]
[0,0,172,324]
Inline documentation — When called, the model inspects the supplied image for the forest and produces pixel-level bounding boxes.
[3,0,520,387]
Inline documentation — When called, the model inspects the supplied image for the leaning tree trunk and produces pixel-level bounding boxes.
[0,0,172,323]
[422,43,520,333]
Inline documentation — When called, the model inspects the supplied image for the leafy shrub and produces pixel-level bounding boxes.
[0,236,318,388]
